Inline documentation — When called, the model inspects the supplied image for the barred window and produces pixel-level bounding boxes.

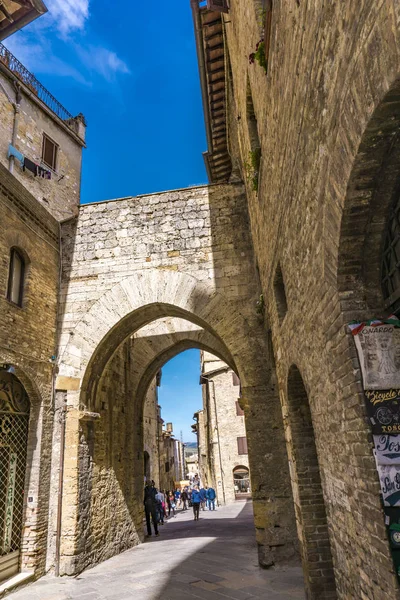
[382,194,400,313]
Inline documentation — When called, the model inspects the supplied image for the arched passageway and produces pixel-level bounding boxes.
[54,294,298,575]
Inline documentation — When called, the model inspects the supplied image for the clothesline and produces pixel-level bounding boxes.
[8,143,52,179]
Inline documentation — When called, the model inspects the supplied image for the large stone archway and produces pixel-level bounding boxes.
[54,183,298,576]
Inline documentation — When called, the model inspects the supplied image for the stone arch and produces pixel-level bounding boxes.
[59,270,268,408]
[337,78,400,316]
[286,365,336,600]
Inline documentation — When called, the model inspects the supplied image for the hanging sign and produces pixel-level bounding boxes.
[365,389,400,433]
[352,325,400,390]
[378,464,400,506]
[3,452,17,553]
[374,434,400,464]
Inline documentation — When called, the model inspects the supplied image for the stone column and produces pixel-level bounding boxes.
[242,383,298,567]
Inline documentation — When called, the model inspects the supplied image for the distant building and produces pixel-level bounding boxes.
[193,351,251,505]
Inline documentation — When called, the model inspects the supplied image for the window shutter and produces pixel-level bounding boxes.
[207,0,229,13]
[236,401,244,417]
[237,436,248,455]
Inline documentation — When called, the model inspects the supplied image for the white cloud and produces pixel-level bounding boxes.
[76,45,131,81]
[46,0,90,36]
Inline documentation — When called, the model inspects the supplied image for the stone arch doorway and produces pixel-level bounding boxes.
[286,365,336,600]
[0,369,30,583]
[233,466,250,498]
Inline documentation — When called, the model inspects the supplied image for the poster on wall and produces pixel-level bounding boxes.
[378,464,400,506]
[374,434,400,464]
[352,324,400,390]
[365,389,400,433]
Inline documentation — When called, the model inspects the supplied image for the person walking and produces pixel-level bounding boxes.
[199,486,207,511]
[169,491,176,516]
[155,489,165,525]
[181,488,188,510]
[165,490,172,517]
[144,481,159,537]
[174,488,181,508]
[206,486,216,510]
[192,486,202,521]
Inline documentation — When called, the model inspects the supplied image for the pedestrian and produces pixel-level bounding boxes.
[144,481,159,537]
[165,490,172,516]
[181,488,188,510]
[188,487,193,507]
[174,488,181,507]
[206,486,216,510]
[155,489,165,524]
[169,491,176,516]
[192,485,202,521]
[199,485,207,510]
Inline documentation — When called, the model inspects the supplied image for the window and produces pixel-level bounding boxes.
[237,436,248,455]
[42,133,58,171]
[7,248,25,306]
[165,462,170,473]
[236,401,244,417]
[274,263,288,322]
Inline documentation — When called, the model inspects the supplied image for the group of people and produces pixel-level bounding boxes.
[144,479,217,535]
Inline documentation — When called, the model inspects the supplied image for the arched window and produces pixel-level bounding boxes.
[6,248,25,306]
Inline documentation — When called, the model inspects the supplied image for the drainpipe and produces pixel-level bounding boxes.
[9,82,21,174]
[0,79,21,173]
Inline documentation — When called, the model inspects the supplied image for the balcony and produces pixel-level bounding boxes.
[0,42,84,138]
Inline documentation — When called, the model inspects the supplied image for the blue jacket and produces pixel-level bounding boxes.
[199,488,207,500]
[206,487,216,500]
[191,489,202,503]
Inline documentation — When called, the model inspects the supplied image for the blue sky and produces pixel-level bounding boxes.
[4,0,208,204]
[5,1,208,442]
[158,350,202,443]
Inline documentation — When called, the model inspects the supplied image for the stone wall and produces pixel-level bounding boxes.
[0,65,84,221]
[0,162,59,576]
[224,0,400,597]
[143,379,160,486]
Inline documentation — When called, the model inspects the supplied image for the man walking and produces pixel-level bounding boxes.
[199,485,207,510]
[144,481,159,537]
[181,488,188,510]
[155,489,165,525]
[206,486,216,510]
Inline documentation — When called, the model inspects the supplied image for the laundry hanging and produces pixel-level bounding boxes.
[7,144,24,167]
[23,156,38,176]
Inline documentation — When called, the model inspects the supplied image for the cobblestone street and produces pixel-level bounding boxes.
[9,501,305,600]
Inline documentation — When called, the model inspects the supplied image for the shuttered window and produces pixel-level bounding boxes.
[236,401,244,416]
[207,0,229,13]
[42,133,58,171]
[237,436,248,455]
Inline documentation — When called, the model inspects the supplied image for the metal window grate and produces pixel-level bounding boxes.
[0,373,30,560]
[382,194,400,314]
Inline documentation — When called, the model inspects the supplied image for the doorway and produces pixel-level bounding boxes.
[0,370,30,583]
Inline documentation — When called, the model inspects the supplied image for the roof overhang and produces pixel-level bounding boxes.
[191,0,231,184]
[0,0,47,40]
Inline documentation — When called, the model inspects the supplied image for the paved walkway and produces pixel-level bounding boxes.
[9,501,305,600]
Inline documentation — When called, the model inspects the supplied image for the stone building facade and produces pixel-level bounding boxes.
[195,351,250,505]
